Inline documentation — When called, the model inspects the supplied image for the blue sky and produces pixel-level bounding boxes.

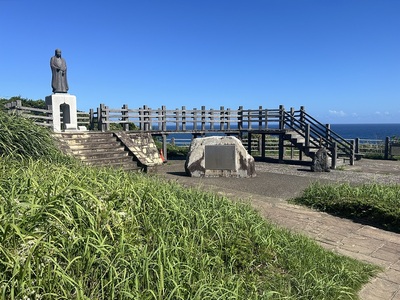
[1,0,399,124]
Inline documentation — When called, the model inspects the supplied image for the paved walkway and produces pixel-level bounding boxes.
[157,159,400,299]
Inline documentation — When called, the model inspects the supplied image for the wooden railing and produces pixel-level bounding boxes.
[4,100,91,128]
[13,100,400,163]
[281,106,355,164]
[4,100,53,127]
[89,104,357,164]
[91,104,283,133]
[355,138,400,159]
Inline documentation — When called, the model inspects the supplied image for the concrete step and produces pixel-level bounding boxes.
[57,132,114,139]
[73,149,128,159]
[77,155,137,165]
[53,132,141,171]
[69,147,126,155]
[67,142,123,150]
[84,159,141,171]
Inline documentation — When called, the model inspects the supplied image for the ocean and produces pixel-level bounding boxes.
[165,123,400,145]
[330,124,400,140]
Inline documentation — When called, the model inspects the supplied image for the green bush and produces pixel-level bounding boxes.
[0,110,70,162]
[291,182,400,232]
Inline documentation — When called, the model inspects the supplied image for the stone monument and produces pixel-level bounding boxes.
[311,147,331,172]
[185,136,256,178]
[45,49,81,132]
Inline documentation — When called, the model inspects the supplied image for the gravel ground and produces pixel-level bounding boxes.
[255,159,400,185]
[157,158,400,200]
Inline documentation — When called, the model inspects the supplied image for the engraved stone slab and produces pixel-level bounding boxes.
[185,136,256,178]
[205,145,236,170]
[391,144,400,156]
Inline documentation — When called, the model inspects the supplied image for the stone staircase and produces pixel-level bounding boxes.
[54,132,142,171]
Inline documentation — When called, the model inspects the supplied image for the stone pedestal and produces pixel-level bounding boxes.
[45,94,78,132]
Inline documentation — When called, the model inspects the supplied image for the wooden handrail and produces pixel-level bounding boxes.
[282,109,355,163]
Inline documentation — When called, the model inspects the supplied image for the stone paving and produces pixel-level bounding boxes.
[249,198,400,300]
[157,159,400,300]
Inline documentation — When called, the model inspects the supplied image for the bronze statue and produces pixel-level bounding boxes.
[50,49,69,93]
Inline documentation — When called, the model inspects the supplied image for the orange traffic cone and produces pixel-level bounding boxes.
[159,149,166,163]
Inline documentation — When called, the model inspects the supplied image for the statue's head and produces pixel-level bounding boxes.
[55,49,62,57]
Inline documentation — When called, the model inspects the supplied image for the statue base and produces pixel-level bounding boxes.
[45,93,81,132]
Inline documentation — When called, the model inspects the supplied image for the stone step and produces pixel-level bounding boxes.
[67,142,123,150]
[84,160,141,172]
[53,131,162,173]
[69,147,126,154]
[59,137,118,144]
[72,150,129,160]
[82,155,136,166]
[57,132,114,139]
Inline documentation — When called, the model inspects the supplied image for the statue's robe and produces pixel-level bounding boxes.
[50,56,68,93]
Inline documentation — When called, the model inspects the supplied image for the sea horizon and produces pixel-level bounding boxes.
[330,123,400,140]
[165,123,400,145]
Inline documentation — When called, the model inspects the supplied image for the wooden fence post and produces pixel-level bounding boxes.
[261,134,266,158]
[325,124,331,147]
[162,134,168,162]
[143,105,149,131]
[162,106,167,131]
[279,105,285,130]
[89,108,94,130]
[384,136,390,160]
[247,109,251,130]
[209,108,214,130]
[227,108,231,130]
[99,103,107,132]
[355,138,360,154]
[220,106,224,130]
[105,105,110,131]
[258,106,263,130]
[97,106,101,131]
[193,108,198,131]
[290,107,295,128]
[305,124,310,147]
[278,134,284,162]
[350,139,355,165]
[331,142,337,169]
[238,106,243,131]
[182,106,186,131]
[174,107,179,131]
[122,104,129,131]
[201,106,206,131]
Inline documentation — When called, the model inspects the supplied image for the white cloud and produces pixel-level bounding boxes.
[374,111,390,116]
[328,110,346,117]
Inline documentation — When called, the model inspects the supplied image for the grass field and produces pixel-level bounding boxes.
[0,110,379,299]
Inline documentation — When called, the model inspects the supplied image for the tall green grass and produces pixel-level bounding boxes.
[0,158,378,299]
[0,110,68,162]
[291,182,400,232]
[0,112,379,299]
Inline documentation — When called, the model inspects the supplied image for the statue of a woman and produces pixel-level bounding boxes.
[50,49,69,93]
